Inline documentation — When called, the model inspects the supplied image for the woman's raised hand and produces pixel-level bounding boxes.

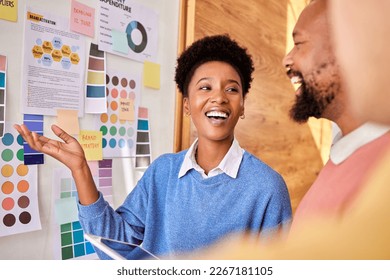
[13,124,87,173]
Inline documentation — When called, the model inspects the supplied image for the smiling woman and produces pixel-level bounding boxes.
[14,34,292,260]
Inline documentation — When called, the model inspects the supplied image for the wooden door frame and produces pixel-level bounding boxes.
[173,0,196,152]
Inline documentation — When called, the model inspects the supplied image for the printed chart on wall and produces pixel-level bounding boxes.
[97,70,140,158]
[0,55,6,138]
[52,160,114,260]
[0,123,41,237]
[21,6,85,116]
[98,0,158,62]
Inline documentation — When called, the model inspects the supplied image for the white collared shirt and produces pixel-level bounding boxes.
[330,122,390,164]
[178,138,244,179]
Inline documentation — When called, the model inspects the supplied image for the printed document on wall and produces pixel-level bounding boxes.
[21,6,85,116]
[98,0,158,62]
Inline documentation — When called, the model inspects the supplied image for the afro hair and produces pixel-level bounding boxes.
[174,34,254,97]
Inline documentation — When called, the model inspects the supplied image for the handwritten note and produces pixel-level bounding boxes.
[0,0,18,22]
[119,98,135,121]
[70,0,95,37]
[78,130,103,161]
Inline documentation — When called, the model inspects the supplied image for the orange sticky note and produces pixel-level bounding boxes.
[143,61,160,89]
[119,98,134,121]
[78,130,103,161]
[56,109,80,135]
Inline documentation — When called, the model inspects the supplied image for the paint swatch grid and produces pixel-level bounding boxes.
[54,159,114,260]
[23,114,44,165]
[97,71,140,158]
[85,43,106,114]
[0,55,6,138]
[135,107,152,168]
[0,124,41,237]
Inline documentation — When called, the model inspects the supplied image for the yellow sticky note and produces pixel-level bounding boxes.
[0,0,18,22]
[143,61,160,89]
[119,98,134,121]
[57,109,80,135]
[79,130,103,161]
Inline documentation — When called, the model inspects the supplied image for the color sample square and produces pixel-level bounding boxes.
[54,160,113,259]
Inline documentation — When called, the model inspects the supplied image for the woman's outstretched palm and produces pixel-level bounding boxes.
[14,124,87,172]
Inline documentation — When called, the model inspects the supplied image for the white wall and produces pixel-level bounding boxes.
[0,0,179,259]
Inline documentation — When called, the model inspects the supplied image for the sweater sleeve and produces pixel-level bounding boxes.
[77,163,153,259]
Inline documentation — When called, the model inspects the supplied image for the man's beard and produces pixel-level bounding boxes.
[289,67,339,123]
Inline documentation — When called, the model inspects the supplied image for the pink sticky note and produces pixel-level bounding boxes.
[70,0,95,38]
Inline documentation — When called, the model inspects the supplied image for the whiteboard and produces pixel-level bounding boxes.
[0,0,179,259]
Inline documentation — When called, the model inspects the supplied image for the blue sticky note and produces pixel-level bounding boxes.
[54,197,79,225]
[112,29,129,54]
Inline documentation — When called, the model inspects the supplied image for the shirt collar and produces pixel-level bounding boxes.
[178,138,244,179]
[330,122,390,164]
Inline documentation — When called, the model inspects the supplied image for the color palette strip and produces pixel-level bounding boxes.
[53,160,113,260]
[23,114,44,165]
[85,43,106,114]
[1,123,41,237]
[97,71,140,158]
[0,55,7,138]
[135,107,151,168]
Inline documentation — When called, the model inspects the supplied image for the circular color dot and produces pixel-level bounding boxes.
[3,214,16,227]
[17,135,24,146]
[2,181,14,194]
[112,76,119,86]
[17,149,24,161]
[121,78,128,88]
[105,74,110,84]
[118,139,126,148]
[110,101,118,111]
[18,196,30,208]
[129,79,136,89]
[127,127,135,137]
[17,180,30,193]
[1,165,14,177]
[119,127,126,136]
[1,133,14,146]
[2,197,15,211]
[129,92,136,100]
[100,126,108,136]
[109,126,117,136]
[120,90,127,99]
[2,149,14,162]
[19,211,32,224]
[109,138,116,148]
[110,114,118,124]
[102,138,107,148]
[127,139,134,148]
[100,113,108,123]
[106,87,109,96]
[16,164,29,176]
[111,88,118,98]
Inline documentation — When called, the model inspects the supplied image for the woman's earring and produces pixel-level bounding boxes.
[185,112,191,117]
[240,114,245,119]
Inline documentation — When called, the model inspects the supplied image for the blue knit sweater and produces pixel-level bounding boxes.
[78,150,292,259]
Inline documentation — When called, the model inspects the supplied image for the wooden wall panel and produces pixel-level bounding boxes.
[183,0,325,214]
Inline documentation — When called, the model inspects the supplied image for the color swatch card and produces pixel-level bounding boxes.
[52,159,113,260]
[97,70,140,158]
[23,114,44,165]
[85,43,106,114]
[135,107,152,168]
[0,55,6,138]
[0,123,41,237]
